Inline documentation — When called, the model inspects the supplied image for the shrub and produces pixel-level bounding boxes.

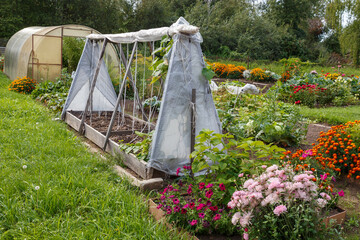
[8,76,37,94]
[211,62,246,79]
[312,121,360,180]
[249,68,278,82]
[229,165,338,240]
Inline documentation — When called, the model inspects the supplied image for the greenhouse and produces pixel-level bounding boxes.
[4,25,119,82]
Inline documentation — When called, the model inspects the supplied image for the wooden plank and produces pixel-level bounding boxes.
[100,129,148,136]
[65,111,81,131]
[65,111,149,179]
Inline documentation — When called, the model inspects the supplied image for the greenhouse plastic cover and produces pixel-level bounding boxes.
[148,18,222,175]
[61,39,118,119]
[87,17,199,44]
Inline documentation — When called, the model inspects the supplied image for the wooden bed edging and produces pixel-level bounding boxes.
[64,111,159,181]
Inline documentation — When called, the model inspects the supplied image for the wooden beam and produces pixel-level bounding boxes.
[103,42,138,150]
[79,39,108,134]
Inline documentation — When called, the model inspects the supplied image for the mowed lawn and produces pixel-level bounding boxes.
[0,72,176,239]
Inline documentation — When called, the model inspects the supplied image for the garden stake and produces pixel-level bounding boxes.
[79,38,108,135]
[190,88,196,178]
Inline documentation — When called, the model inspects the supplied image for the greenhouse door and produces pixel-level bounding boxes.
[30,34,62,81]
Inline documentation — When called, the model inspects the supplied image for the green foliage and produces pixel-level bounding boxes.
[150,35,173,85]
[31,68,72,113]
[119,131,154,161]
[190,129,284,189]
[214,84,308,146]
[62,37,85,73]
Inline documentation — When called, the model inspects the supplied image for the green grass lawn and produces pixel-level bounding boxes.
[0,72,177,239]
[298,105,360,125]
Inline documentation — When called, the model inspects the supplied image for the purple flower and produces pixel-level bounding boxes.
[213,214,221,221]
[198,213,205,218]
[178,180,183,187]
[203,220,210,228]
[190,219,198,226]
[273,205,287,216]
[338,190,344,197]
[173,198,180,204]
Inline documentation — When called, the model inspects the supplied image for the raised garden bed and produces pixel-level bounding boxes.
[64,111,165,190]
[323,207,346,228]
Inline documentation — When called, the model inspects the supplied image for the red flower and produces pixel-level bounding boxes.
[219,183,226,191]
[187,186,193,194]
[205,189,213,198]
[209,206,218,212]
[199,182,205,190]
[213,214,221,221]
[181,209,187,214]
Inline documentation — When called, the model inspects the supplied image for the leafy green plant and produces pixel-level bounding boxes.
[190,129,284,190]
[214,84,308,146]
[31,68,72,113]
[150,35,173,84]
[119,131,154,161]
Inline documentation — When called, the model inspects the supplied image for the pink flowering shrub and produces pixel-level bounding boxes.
[157,176,239,235]
[228,165,336,239]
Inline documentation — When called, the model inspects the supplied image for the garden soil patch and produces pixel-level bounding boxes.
[72,111,154,144]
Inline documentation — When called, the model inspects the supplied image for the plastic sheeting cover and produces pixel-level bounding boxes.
[87,17,199,44]
[61,39,118,118]
[148,19,221,175]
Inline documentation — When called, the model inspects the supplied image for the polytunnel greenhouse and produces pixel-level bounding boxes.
[4,25,119,82]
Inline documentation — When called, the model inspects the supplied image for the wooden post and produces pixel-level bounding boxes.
[190,89,196,178]
[103,42,138,150]
[79,38,108,134]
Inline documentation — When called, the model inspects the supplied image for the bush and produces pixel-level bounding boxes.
[313,121,360,180]
[211,62,246,79]
[8,76,37,94]
[31,69,72,112]
[249,68,278,82]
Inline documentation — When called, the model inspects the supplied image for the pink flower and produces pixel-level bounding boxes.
[209,206,218,212]
[168,185,174,191]
[320,174,327,181]
[243,233,249,240]
[173,206,180,212]
[198,213,205,219]
[213,214,221,221]
[181,209,187,214]
[187,186,192,194]
[199,182,205,190]
[320,192,331,201]
[190,220,197,226]
[261,165,267,169]
[238,173,244,177]
[173,198,180,204]
[239,212,252,227]
[338,190,344,197]
[205,189,213,198]
[231,212,241,225]
[166,208,172,214]
[189,203,195,209]
[244,227,248,232]
[273,205,287,216]
[196,203,206,210]
[176,168,181,176]
[160,195,166,200]
[206,183,213,188]
[219,183,226,191]
[156,204,163,209]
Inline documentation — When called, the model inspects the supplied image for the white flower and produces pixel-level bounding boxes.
[22,165,27,169]
[35,186,40,191]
